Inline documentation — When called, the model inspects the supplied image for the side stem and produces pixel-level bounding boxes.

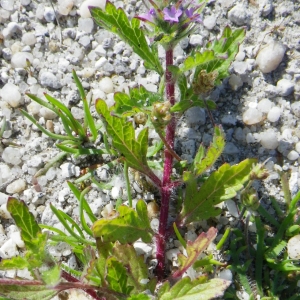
[156,47,176,279]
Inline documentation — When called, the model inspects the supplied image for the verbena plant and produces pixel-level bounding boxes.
[0,1,284,299]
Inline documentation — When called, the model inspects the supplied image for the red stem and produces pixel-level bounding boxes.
[155,48,176,280]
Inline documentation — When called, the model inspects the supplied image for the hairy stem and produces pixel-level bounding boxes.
[156,47,176,279]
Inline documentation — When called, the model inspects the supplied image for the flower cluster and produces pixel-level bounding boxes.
[137,0,204,46]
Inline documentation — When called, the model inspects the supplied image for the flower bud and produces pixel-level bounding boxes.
[240,187,260,211]
[192,70,218,94]
[151,101,172,129]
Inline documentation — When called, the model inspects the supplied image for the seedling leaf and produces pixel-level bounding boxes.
[158,277,231,300]
[92,200,152,243]
[179,158,256,225]
[172,227,218,278]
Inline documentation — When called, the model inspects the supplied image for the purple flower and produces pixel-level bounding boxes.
[185,7,202,23]
[163,6,183,23]
[139,8,156,22]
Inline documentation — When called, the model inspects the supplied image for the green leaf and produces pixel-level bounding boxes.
[95,99,161,186]
[41,265,61,286]
[206,26,245,81]
[191,126,225,177]
[0,256,29,270]
[179,158,257,225]
[92,200,153,243]
[113,86,163,116]
[90,3,163,75]
[106,257,133,295]
[7,198,41,251]
[172,227,218,279]
[158,277,231,300]
[0,282,57,300]
[112,243,156,294]
[127,294,151,300]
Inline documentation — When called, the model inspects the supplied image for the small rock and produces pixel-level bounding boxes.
[287,150,299,161]
[6,179,26,194]
[0,193,9,206]
[232,61,248,75]
[225,199,239,218]
[2,147,22,165]
[267,107,281,122]
[203,15,217,30]
[11,52,34,68]
[43,7,56,22]
[256,41,286,73]
[223,142,239,154]
[291,102,300,117]
[1,0,15,11]
[287,235,300,259]
[78,35,91,47]
[22,32,36,46]
[229,74,243,90]
[243,108,263,125]
[0,203,12,219]
[185,107,206,127]
[57,0,74,16]
[10,231,25,248]
[221,114,237,125]
[276,79,294,96]
[0,239,18,258]
[2,22,22,39]
[40,71,62,89]
[228,4,251,25]
[218,269,233,281]
[78,17,94,33]
[189,34,203,46]
[39,107,57,120]
[260,129,279,149]
[257,98,274,113]
[79,0,106,18]
[99,77,114,93]
[0,83,22,107]
[60,163,80,178]
[259,0,273,16]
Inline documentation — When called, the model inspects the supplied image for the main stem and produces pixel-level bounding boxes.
[156,47,176,279]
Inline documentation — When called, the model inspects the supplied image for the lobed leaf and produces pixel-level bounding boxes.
[112,243,156,294]
[158,277,231,300]
[179,158,257,225]
[113,86,163,117]
[172,227,218,279]
[7,198,41,251]
[92,200,153,244]
[90,3,163,74]
[190,126,225,177]
[95,99,161,186]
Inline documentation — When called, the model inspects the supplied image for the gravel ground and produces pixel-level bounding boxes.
[0,0,300,299]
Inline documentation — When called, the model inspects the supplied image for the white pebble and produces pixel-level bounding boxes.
[111,186,121,199]
[287,235,300,259]
[203,15,217,30]
[260,129,279,149]
[6,179,26,194]
[0,203,12,219]
[276,79,294,96]
[229,74,243,90]
[43,7,56,22]
[11,52,34,68]
[99,77,114,93]
[296,142,300,154]
[57,0,74,16]
[2,22,22,39]
[256,41,286,73]
[267,107,281,122]
[0,82,22,107]
[242,108,263,125]
[78,17,94,33]
[228,4,251,25]
[39,107,57,120]
[287,150,299,161]
[40,71,62,89]
[189,34,203,46]
[2,147,22,165]
[0,192,9,206]
[257,98,274,113]
[225,199,239,218]
[259,0,273,16]
[218,269,233,281]
[60,163,80,178]
[0,239,18,258]
[166,248,180,261]
[134,241,153,258]
[22,32,36,46]
[1,0,15,11]
[79,0,106,18]
[232,61,248,75]
[291,102,300,117]
[10,231,25,248]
